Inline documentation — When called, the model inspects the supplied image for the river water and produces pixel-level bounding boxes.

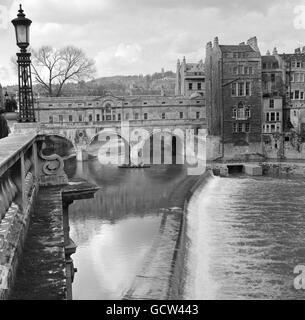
[65,158,305,300]
[65,159,189,300]
[185,175,305,300]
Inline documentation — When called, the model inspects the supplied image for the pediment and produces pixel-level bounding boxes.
[92,93,124,107]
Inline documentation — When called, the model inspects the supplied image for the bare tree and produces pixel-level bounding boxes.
[29,45,96,96]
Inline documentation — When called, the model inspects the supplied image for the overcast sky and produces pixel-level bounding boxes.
[1,0,305,85]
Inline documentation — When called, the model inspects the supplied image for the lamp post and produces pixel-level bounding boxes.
[11,4,35,122]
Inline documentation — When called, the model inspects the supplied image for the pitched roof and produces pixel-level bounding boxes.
[219,45,254,53]
[185,61,205,72]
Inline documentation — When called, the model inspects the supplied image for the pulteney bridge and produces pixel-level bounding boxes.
[25,94,207,162]
[12,118,207,164]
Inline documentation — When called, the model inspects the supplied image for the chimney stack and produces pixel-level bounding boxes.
[214,37,219,46]
[206,41,212,49]
[266,50,270,56]
[273,47,278,55]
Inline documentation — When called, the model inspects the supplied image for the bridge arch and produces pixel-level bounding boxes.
[136,128,185,165]
[39,133,77,159]
[87,128,130,165]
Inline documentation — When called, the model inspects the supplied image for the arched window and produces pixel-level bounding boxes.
[105,103,112,113]
[233,102,251,120]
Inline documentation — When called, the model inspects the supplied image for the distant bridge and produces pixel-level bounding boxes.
[13,118,207,165]
[21,94,206,162]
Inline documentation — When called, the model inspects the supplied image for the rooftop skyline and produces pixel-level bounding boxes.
[1,0,305,85]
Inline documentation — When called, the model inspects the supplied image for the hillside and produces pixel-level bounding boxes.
[61,70,176,96]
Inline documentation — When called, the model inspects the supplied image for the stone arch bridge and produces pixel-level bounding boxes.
[12,119,207,165]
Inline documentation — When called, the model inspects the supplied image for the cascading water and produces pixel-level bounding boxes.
[184,175,305,300]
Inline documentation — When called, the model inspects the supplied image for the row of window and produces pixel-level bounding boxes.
[188,82,204,91]
[231,82,252,96]
[289,90,305,100]
[232,106,251,120]
[47,101,202,108]
[224,52,248,59]
[265,112,281,122]
[232,65,254,75]
[48,103,94,107]
[186,71,205,76]
[232,122,251,133]
[291,73,305,82]
[291,61,304,69]
[48,112,201,123]
[262,62,279,70]
[263,124,281,133]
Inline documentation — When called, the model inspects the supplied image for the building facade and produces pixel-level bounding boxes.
[205,36,263,159]
[279,48,305,137]
[175,57,205,98]
[261,52,285,134]
[35,93,206,126]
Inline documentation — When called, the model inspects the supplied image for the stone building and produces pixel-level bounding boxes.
[205,36,263,160]
[35,93,205,126]
[279,48,305,137]
[175,57,205,98]
[261,51,285,134]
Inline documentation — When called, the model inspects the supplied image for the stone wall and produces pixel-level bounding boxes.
[262,132,305,160]
[261,162,305,176]
[0,180,38,299]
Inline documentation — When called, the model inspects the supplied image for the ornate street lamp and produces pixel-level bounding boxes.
[11,4,35,122]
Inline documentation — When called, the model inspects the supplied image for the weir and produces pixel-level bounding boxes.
[0,133,98,300]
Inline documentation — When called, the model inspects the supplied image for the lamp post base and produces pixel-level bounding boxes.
[17,51,35,123]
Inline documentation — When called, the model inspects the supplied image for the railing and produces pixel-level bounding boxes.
[0,133,69,298]
[0,134,39,295]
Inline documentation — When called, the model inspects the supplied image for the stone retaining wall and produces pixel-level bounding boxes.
[261,162,305,176]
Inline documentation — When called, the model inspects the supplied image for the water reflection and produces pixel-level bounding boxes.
[66,159,188,299]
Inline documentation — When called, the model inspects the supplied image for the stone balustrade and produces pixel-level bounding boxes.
[0,133,70,299]
[0,134,39,298]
